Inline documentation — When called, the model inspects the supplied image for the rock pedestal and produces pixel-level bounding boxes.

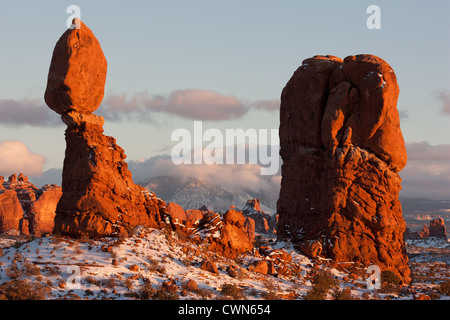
[45,20,166,238]
[277,54,410,282]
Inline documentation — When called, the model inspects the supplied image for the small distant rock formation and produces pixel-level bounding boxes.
[165,202,254,257]
[242,199,277,234]
[277,54,410,282]
[44,20,167,238]
[0,174,62,235]
[420,217,447,239]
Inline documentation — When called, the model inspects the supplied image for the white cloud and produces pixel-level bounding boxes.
[127,154,281,195]
[0,140,46,177]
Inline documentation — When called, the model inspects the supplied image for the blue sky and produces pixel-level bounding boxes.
[0,1,449,199]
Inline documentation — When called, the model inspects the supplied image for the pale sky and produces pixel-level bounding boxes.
[0,0,449,200]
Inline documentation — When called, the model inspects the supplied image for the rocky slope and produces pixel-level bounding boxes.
[0,228,448,301]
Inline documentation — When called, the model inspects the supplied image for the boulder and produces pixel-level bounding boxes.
[167,202,187,221]
[277,54,410,282]
[44,19,107,115]
[252,260,269,275]
[200,260,219,274]
[223,209,246,227]
[184,279,198,292]
[185,209,204,221]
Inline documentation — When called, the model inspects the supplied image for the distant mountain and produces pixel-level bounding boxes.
[137,176,278,213]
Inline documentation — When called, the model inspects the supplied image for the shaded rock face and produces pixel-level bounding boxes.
[0,190,23,234]
[429,218,447,238]
[242,198,277,234]
[277,54,410,282]
[45,21,166,238]
[0,174,61,235]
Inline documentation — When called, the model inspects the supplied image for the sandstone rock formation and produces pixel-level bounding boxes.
[277,54,410,282]
[44,19,107,115]
[420,217,447,239]
[180,209,254,257]
[242,199,277,234]
[45,20,166,238]
[0,189,23,234]
[419,225,430,238]
[0,174,61,235]
[429,218,447,238]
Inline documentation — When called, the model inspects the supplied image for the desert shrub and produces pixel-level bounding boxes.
[152,289,179,300]
[220,283,244,300]
[102,275,117,289]
[137,282,155,300]
[379,270,402,293]
[261,290,279,300]
[332,288,357,300]
[22,259,41,276]
[439,280,450,296]
[85,276,101,286]
[0,279,49,300]
[195,287,214,300]
[381,270,402,286]
[6,260,21,279]
[124,278,133,291]
[304,270,339,300]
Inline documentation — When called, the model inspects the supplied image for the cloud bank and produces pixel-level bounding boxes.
[400,142,450,200]
[0,140,46,177]
[0,99,59,126]
[127,154,281,196]
[100,89,279,122]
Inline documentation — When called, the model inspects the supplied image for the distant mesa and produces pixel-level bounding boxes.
[277,54,410,282]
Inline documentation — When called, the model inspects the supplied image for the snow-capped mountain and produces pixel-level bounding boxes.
[137,176,278,213]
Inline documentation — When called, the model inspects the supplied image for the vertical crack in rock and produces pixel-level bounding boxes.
[277,54,410,282]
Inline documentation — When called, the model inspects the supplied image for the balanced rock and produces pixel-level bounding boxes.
[45,21,166,238]
[277,54,410,282]
[44,19,107,115]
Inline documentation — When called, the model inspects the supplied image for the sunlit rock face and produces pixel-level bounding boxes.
[277,54,410,282]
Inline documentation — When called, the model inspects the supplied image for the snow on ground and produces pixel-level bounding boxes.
[0,229,449,300]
